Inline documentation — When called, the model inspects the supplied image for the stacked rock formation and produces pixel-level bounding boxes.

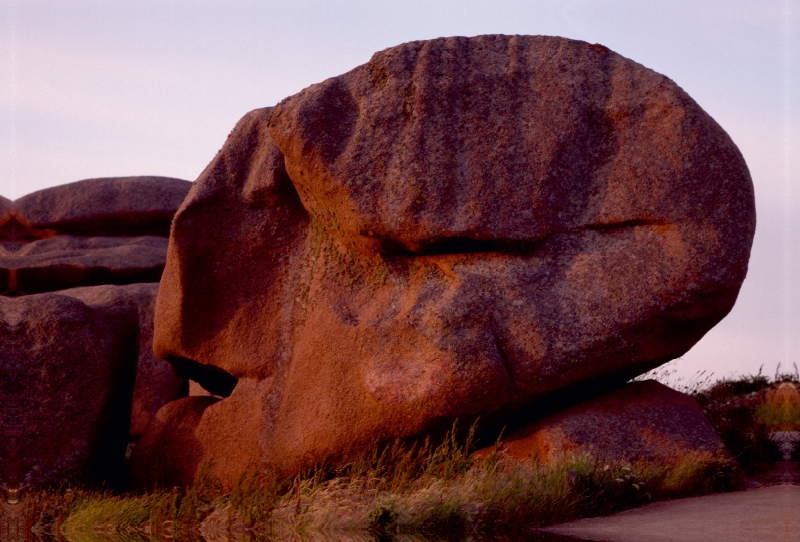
[0,176,191,488]
[131,35,756,489]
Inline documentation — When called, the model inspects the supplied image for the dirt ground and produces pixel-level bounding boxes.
[544,483,800,541]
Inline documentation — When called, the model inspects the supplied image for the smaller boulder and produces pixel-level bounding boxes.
[493,381,729,463]
[13,176,191,236]
[5,236,169,294]
[0,285,138,488]
[53,283,186,438]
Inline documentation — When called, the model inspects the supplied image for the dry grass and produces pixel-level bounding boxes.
[5,487,84,540]
[60,422,737,541]
[61,464,221,542]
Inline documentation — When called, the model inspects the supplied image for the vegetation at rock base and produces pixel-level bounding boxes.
[50,423,733,541]
[5,369,798,542]
[662,362,800,473]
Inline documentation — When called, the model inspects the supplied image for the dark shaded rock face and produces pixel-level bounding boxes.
[119,283,187,437]
[0,177,191,441]
[492,380,730,463]
[135,35,754,489]
[128,396,220,489]
[0,286,138,489]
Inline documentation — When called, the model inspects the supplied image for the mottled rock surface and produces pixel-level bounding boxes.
[141,35,755,488]
[493,380,729,462]
[0,196,11,217]
[0,286,138,488]
[0,235,169,294]
[13,176,190,236]
[128,396,219,489]
[119,283,186,437]
[53,283,182,438]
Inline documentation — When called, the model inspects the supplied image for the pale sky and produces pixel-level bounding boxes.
[1,0,798,382]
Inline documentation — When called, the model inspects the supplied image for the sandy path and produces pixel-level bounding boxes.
[544,485,800,542]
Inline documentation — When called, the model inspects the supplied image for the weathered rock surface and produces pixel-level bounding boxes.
[120,283,186,437]
[128,396,219,489]
[57,283,182,438]
[142,35,755,488]
[0,236,169,294]
[0,196,11,217]
[13,176,191,236]
[492,380,729,463]
[0,286,138,488]
[0,176,191,294]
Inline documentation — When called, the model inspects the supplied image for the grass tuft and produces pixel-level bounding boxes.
[57,420,737,541]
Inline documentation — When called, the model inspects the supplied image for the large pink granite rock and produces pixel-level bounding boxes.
[137,35,755,489]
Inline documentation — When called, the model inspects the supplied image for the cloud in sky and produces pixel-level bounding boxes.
[1,0,798,380]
